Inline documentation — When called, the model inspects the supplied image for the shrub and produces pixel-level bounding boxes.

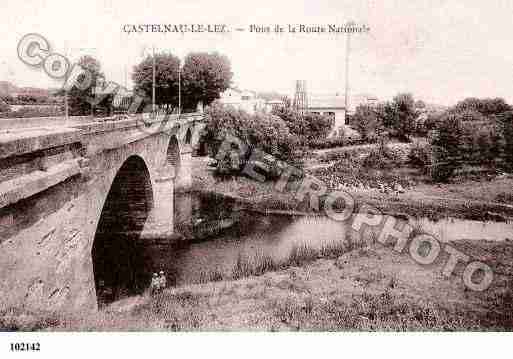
[203,102,301,179]
[349,104,383,142]
[408,141,432,169]
[388,93,417,141]
[362,137,402,169]
[0,106,63,118]
[456,120,502,167]
[0,100,10,113]
[430,114,465,182]
[272,107,333,147]
[498,111,513,170]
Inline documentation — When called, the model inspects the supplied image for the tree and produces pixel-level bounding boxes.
[498,111,513,170]
[430,114,465,182]
[349,104,383,142]
[415,99,426,109]
[181,52,232,110]
[271,107,333,146]
[132,52,181,112]
[0,99,10,113]
[66,55,104,116]
[389,93,417,141]
[451,97,511,117]
[202,102,300,174]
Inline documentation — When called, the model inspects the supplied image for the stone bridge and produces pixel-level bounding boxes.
[0,113,205,312]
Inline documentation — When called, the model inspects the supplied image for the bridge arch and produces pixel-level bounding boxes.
[184,127,192,145]
[166,135,181,176]
[91,155,154,307]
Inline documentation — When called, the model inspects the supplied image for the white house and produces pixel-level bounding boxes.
[307,94,347,134]
[219,88,266,114]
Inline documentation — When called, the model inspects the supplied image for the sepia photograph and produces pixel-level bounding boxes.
[0,0,512,356]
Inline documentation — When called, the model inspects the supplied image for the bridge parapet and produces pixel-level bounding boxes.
[0,127,87,215]
[0,113,205,234]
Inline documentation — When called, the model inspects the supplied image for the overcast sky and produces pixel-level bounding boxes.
[2,0,513,106]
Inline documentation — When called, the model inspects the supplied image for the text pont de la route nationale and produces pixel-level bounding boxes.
[122,23,370,34]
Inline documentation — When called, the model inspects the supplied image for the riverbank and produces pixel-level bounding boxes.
[191,157,513,222]
[3,157,513,331]
[5,238,512,331]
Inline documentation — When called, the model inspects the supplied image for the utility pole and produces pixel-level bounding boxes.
[64,42,69,121]
[124,64,128,88]
[64,89,69,120]
[178,64,181,115]
[152,46,156,114]
[344,22,353,125]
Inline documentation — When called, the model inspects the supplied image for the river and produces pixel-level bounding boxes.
[144,191,513,287]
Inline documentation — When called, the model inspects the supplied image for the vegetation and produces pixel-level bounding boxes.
[1,93,60,105]
[430,114,465,182]
[67,55,111,116]
[350,103,382,142]
[408,141,432,169]
[361,137,403,170]
[0,99,10,113]
[132,51,233,112]
[449,97,511,117]
[0,106,63,118]
[181,52,233,110]
[132,52,181,111]
[4,239,513,331]
[349,93,419,142]
[271,106,334,147]
[202,102,301,177]
[498,111,513,170]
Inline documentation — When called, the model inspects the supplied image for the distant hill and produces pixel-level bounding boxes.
[0,81,51,97]
[0,81,18,96]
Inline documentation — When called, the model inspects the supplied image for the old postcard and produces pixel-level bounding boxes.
[0,0,512,357]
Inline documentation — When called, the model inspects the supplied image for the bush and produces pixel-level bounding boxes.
[362,137,402,169]
[498,111,513,171]
[415,111,443,137]
[0,100,10,113]
[271,107,333,147]
[0,106,63,118]
[388,93,417,141]
[202,102,301,178]
[349,104,383,142]
[430,114,465,182]
[408,141,432,169]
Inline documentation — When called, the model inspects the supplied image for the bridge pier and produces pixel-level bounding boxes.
[175,146,193,192]
[141,173,176,240]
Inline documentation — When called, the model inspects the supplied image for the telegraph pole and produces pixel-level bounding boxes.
[64,42,69,121]
[178,64,181,115]
[152,46,156,113]
[64,89,69,120]
[344,22,353,125]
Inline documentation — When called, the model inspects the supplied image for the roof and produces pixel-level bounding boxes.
[308,96,346,109]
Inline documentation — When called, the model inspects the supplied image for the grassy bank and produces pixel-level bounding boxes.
[4,238,512,331]
[192,157,513,221]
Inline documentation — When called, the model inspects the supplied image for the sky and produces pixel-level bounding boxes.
[1,0,513,106]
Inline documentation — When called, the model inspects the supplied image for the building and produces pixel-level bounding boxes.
[307,94,347,134]
[264,99,284,112]
[303,92,379,137]
[219,88,266,114]
[349,93,379,113]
